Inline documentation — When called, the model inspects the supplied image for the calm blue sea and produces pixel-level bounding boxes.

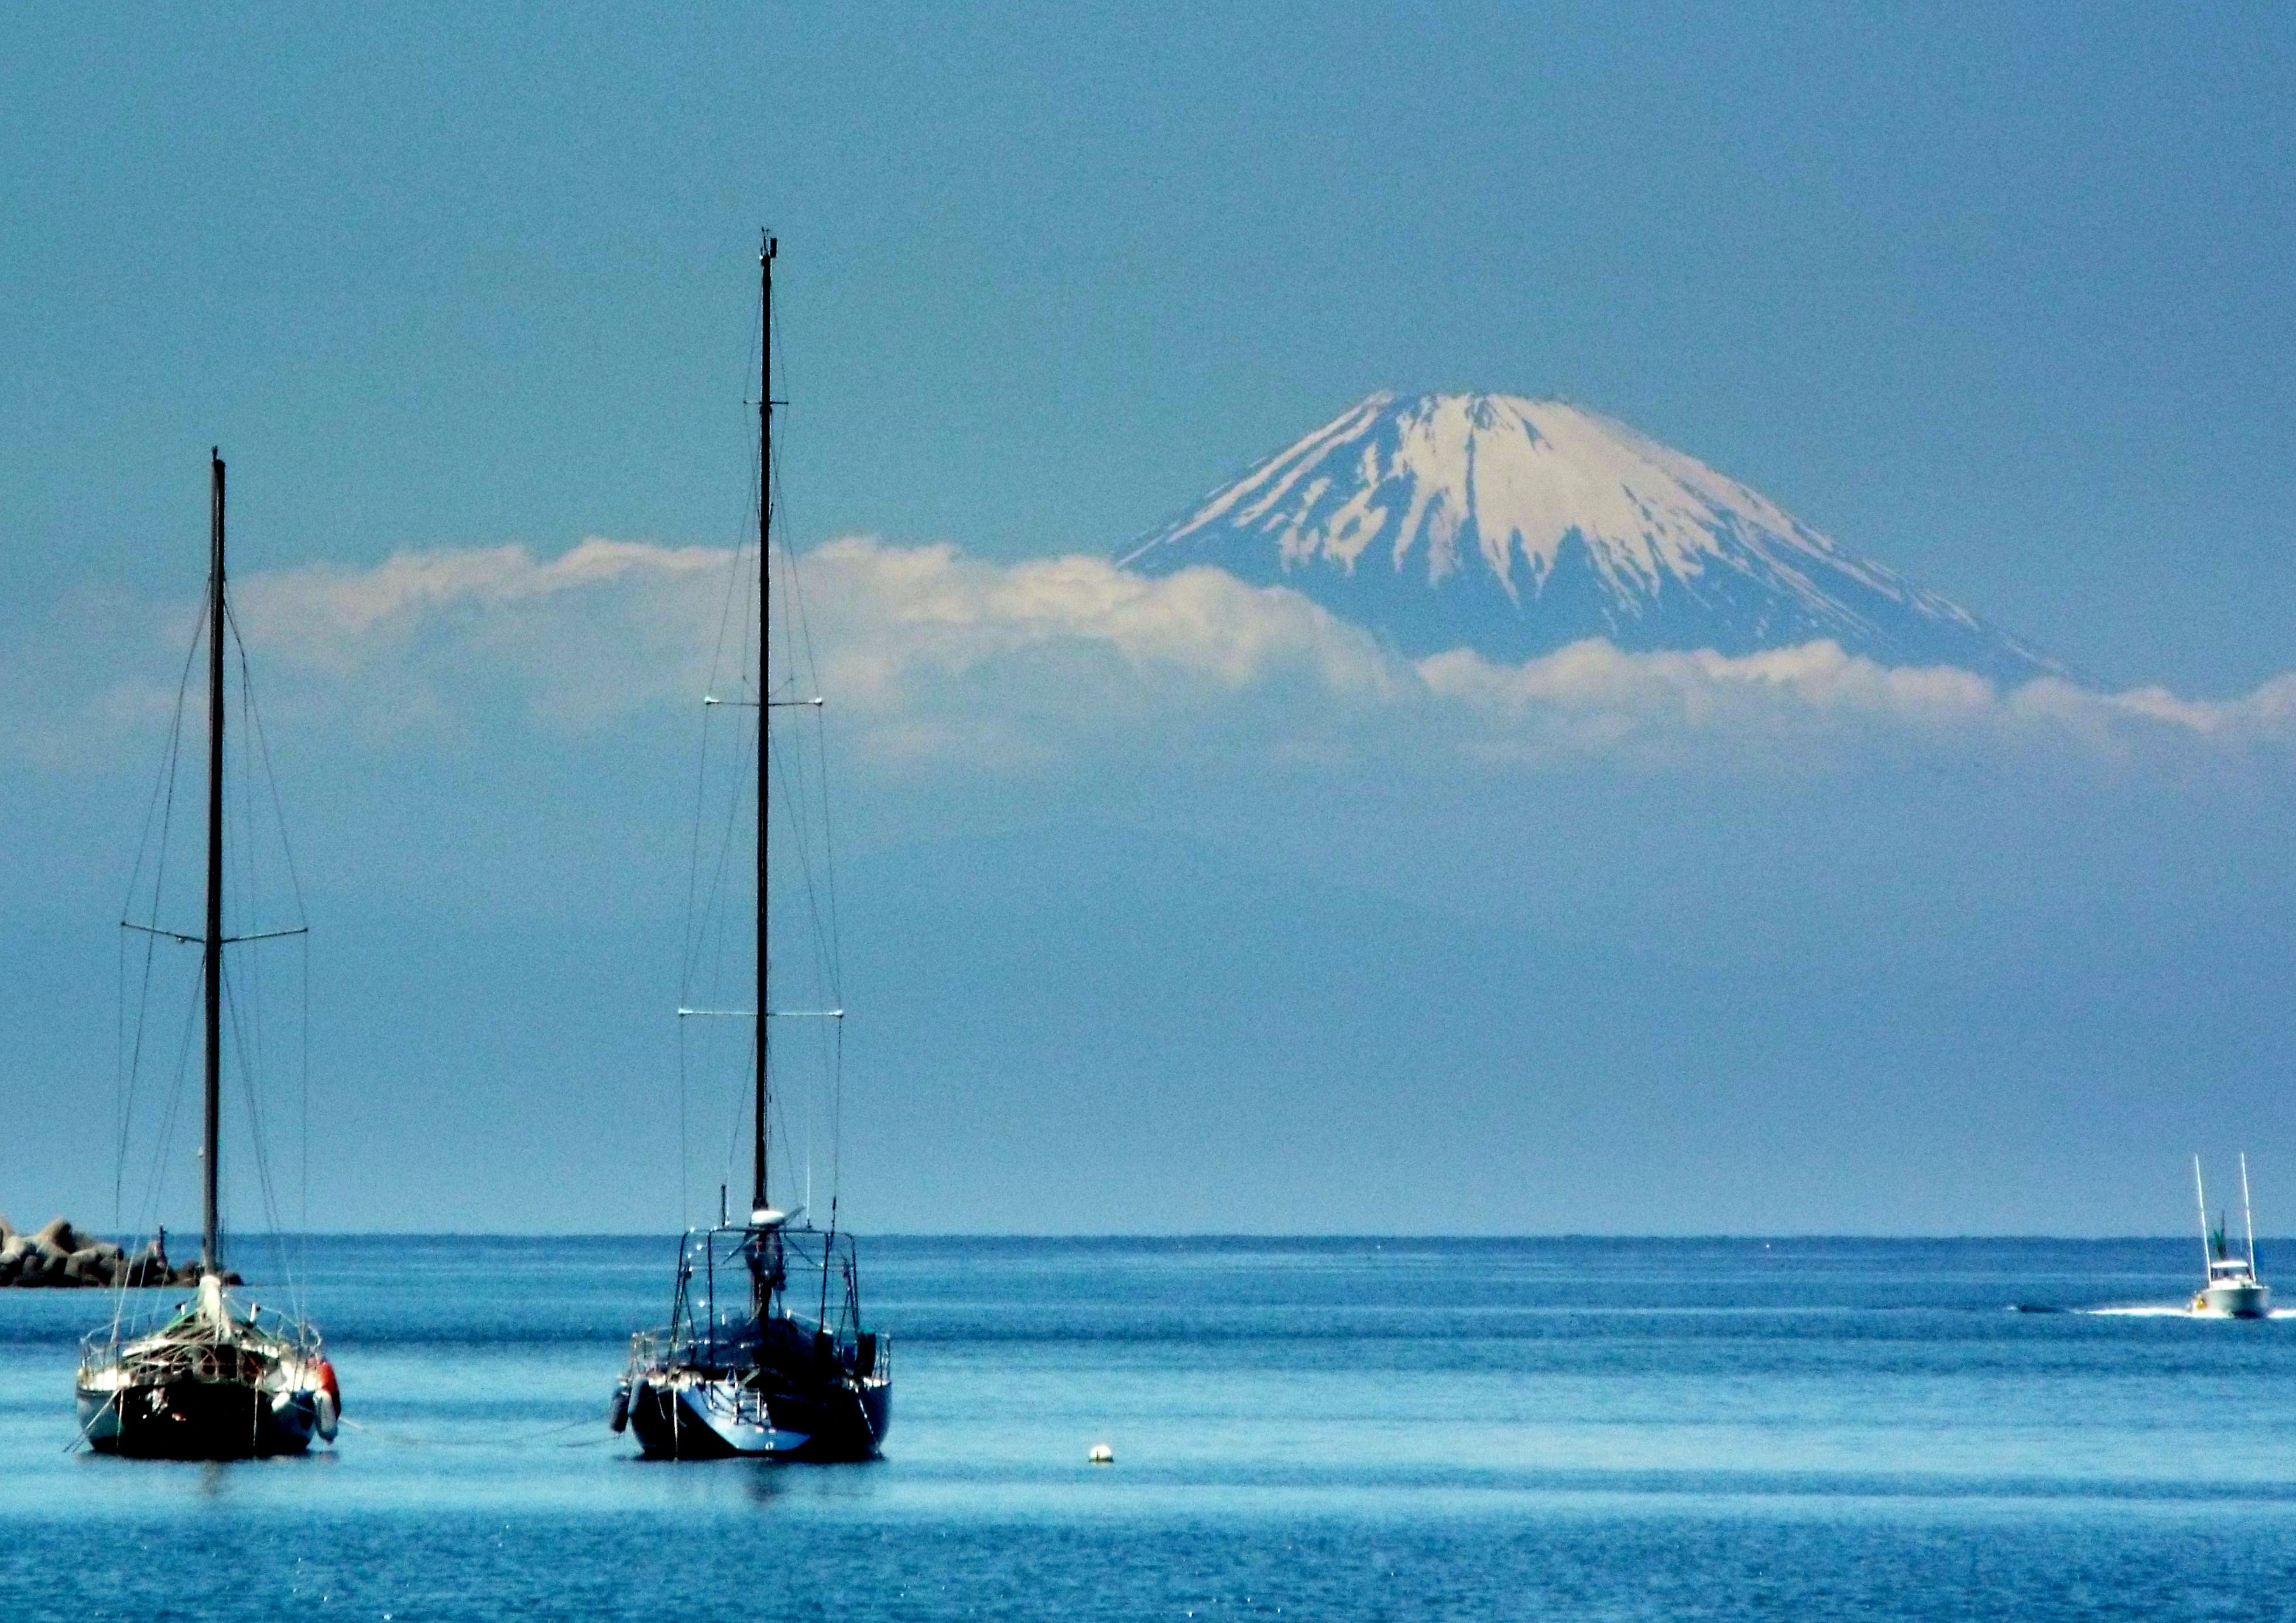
[0,1236,2292,1619]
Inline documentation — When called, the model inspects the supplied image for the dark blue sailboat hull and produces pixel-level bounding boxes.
[78,1380,318,1460]
[627,1364,887,1461]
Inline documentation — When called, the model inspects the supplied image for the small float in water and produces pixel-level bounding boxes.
[2190,1154,2271,1319]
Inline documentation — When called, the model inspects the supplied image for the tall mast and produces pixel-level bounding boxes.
[203,450,226,1277]
[754,231,776,1223]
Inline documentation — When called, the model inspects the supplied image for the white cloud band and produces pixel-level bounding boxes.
[69,535,2296,770]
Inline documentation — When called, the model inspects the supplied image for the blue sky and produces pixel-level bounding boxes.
[5,5,2295,1236]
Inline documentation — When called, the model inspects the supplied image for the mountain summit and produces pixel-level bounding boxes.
[1119,392,2066,684]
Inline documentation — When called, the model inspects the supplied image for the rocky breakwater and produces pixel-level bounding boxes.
[0,1217,232,1288]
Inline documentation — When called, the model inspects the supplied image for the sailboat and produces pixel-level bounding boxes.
[75,452,340,1459]
[2190,1154,2271,1319]
[611,234,891,1461]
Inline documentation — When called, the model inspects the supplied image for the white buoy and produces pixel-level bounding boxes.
[1088,1443,1114,1464]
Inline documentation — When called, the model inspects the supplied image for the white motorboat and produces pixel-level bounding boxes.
[2190,1154,2271,1319]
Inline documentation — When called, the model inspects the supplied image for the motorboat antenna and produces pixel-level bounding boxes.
[2242,1152,2259,1277]
[2195,1155,2211,1268]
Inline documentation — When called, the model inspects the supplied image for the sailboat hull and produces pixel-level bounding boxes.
[77,1379,319,1460]
[628,1370,887,1461]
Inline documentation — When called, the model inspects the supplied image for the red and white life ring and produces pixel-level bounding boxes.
[313,1358,341,1441]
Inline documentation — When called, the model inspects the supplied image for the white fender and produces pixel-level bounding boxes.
[314,1388,339,1442]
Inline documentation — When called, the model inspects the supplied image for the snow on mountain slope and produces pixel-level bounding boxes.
[1119,392,2069,684]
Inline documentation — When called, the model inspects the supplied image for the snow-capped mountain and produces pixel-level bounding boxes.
[1119,392,2068,684]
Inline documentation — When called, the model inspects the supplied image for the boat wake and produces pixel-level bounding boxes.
[2070,1305,2296,1319]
